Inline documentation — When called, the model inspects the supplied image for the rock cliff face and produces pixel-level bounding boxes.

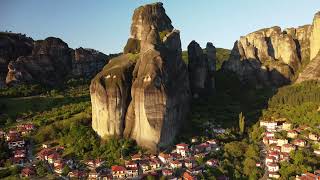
[188,41,216,97]
[222,11,320,86]
[6,37,71,85]
[2,35,109,86]
[296,51,320,83]
[0,33,33,87]
[90,2,190,152]
[310,12,320,61]
[71,48,108,78]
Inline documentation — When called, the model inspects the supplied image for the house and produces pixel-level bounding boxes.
[263,137,271,145]
[183,171,197,180]
[293,139,306,147]
[186,166,203,175]
[282,122,292,131]
[150,158,161,170]
[37,148,54,160]
[140,161,150,174]
[267,163,279,172]
[162,169,173,176]
[206,139,218,146]
[265,132,275,138]
[88,169,99,180]
[279,152,290,161]
[268,151,279,161]
[131,153,142,161]
[268,172,280,179]
[85,158,105,169]
[54,164,64,174]
[269,138,278,145]
[111,166,126,179]
[287,130,298,138]
[68,170,87,179]
[176,143,189,157]
[158,153,172,164]
[212,128,225,134]
[5,130,19,141]
[277,139,288,146]
[194,153,206,159]
[206,159,218,167]
[260,121,278,131]
[47,152,60,164]
[281,144,296,153]
[125,161,138,178]
[256,162,261,167]
[309,133,319,141]
[270,146,281,152]
[265,156,276,164]
[8,139,25,149]
[184,158,196,169]
[298,172,319,180]
[170,160,182,169]
[21,167,35,177]
[314,149,320,156]
[14,149,26,158]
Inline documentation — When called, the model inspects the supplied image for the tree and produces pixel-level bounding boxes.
[35,161,47,176]
[239,112,245,135]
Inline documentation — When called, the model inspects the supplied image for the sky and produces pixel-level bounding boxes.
[1,0,320,54]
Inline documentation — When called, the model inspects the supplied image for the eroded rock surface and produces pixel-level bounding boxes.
[3,36,109,86]
[223,11,320,87]
[0,33,33,87]
[91,2,190,152]
[296,52,320,83]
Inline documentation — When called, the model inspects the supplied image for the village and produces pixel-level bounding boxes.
[0,122,228,180]
[259,119,320,179]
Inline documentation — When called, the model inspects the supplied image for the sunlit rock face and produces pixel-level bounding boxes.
[90,54,136,138]
[310,12,320,61]
[223,11,320,87]
[91,2,190,152]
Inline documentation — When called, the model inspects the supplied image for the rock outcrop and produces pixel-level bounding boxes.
[0,33,33,87]
[223,11,320,86]
[188,41,216,98]
[71,48,108,78]
[2,35,110,86]
[296,51,320,83]
[310,12,320,61]
[90,2,190,152]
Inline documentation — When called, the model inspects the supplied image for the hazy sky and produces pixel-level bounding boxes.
[1,0,319,54]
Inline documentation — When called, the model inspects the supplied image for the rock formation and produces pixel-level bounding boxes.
[188,41,216,98]
[310,12,320,61]
[223,11,320,87]
[296,51,320,83]
[71,48,108,78]
[2,35,110,86]
[0,33,33,87]
[90,2,190,152]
